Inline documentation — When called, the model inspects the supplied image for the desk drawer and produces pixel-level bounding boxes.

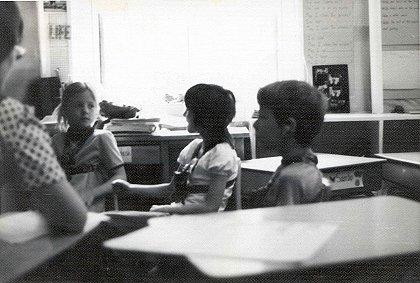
[118,145,160,164]
[241,170,271,193]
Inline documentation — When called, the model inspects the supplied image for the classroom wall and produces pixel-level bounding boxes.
[303,0,372,113]
[303,0,419,114]
[2,2,41,101]
[68,0,101,86]
[69,0,418,118]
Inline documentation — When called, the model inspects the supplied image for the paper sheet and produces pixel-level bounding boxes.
[187,255,271,277]
[303,0,354,63]
[0,211,48,244]
[105,217,337,263]
[0,211,109,244]
[381,0,419,45]
[83,212,110,233]
[383,50,420,89]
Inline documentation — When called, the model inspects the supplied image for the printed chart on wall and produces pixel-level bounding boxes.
[303,0,354,64]
[313,64,350,113]
[381,0,419,45]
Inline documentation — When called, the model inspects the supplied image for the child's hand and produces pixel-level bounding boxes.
[80,190,95,207]
[112,179,132,192]
[150,205,169,213]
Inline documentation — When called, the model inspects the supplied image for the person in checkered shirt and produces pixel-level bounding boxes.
[0,2,87,233]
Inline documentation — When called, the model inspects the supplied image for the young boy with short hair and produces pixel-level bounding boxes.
[245,80,328,208]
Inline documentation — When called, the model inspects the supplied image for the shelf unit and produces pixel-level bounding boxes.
[249,113,420,159]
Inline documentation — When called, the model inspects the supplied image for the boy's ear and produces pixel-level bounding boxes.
[282,117,297,135]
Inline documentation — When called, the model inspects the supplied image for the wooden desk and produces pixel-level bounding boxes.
[376,152,420,199]
[0,213,108,283]
[241,154,385,197]
[104,196,420,280]
[113,127,249,182]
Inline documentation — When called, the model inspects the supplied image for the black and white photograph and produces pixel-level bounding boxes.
[313,64,350,113]
[43,1,67,12]
[0,0,419,282]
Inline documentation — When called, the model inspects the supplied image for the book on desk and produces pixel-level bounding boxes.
[104,118,160,133]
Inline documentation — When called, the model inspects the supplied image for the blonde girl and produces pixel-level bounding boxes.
[52,82,126,211]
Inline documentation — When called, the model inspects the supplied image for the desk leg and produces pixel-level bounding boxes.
[249,119,256,159]
[235,138,245,160]
[378,120,383,154]
[160,141,171,183]
[376,180,387,196]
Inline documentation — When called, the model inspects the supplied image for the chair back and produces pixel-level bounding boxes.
[0,139,4,213]
[0,138,4,187]
[112,184,121,211]
[225,158,242,210]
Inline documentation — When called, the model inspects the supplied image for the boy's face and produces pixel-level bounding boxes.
[64,90,98,129]
[254,106,284,151]
[184,109,198,133]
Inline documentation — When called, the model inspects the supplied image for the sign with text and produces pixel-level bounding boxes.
[118,146,133,163]
[324,169,364,191]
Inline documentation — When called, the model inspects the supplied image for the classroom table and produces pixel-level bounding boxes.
[113,127,249,182]
[241,153,386,198]
[104,196,420,281]
[375,152,420,199]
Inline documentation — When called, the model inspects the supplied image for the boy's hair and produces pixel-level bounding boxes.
[57,82,97,129]
[184,83,236,151]
[0,2,23,63]
[257,80,327,146]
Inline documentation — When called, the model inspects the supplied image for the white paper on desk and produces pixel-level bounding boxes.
[0,211,109,244]
[0,211,48,244]
[84,212,110,233]
[104,219,337,263]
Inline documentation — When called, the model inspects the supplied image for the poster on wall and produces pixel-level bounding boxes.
[312,64,350,113]
[43,1,67,12]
